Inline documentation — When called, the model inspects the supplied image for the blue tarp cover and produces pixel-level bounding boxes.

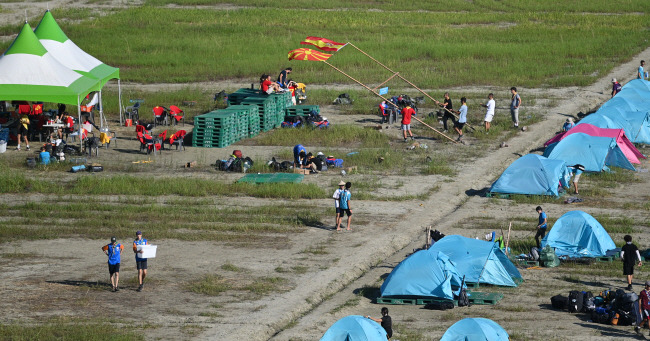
[380,251,463,300]
[320,315,387,341]
[541,210,616,258]
[440,318,509,341]
[428,235,522,287]
[544,133,635,172]
[489,154,570,196]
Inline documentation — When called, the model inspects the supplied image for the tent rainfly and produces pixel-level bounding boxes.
[541,210,616,258]
[320,315,387,341]
[440,318,509,341]
[544,133,636,172]
[489,154,571,196]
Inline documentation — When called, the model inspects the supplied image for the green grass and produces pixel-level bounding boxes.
[251,124,390,148]
[188,274,289,296]
[187,274,232,295]
[0,317,140,341]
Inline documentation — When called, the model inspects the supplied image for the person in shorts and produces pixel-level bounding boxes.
[102,237,123,292]
[510,87,521,128]
[17,113,30,151]
[621,234,642,291]
[569,164,585,194]
[534,206,547,249]
[337,182,352,231]
[133,230,148,292]
[480,93,495,132]
[400,102,416,142]
[454,97,468,142]
[635,281,650,335]
[333,181,345,231]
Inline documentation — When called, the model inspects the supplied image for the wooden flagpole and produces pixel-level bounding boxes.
[348,43,476,131]
[322,61,458,144]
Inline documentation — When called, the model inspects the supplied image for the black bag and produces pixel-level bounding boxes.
[568,291,584,313]
[617,310,635,326]
[88,165,103,172]
[423,300,454,310]
[551,295,569,310]
[622,292,639,304]
[581,292,594,312]
[591,310,611,324]
[430,230,445,242]
[457,276,470,307]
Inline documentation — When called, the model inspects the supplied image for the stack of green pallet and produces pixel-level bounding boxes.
[269,92,292,127]
[284,105,320,119]
[221,105,260,138]
[240,97,277,132]
[227,88,261,105]
[193,111,237,148]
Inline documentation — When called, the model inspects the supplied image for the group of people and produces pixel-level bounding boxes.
[292,144,324,173]
[100,230,150,292]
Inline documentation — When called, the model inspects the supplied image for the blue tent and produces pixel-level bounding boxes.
[428,235,522,287]
[380,251,463,300]
[578,111,650,145]
[622,79,650,92]
[320,315,387,341]
[541,210,616,258]
[544,133,635,172]
[440,318,509,341]
[489,154,570,196]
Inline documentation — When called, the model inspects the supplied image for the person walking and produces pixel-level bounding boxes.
[133,230,148,292]
[510,87,521,128]
[621,234,642,291]
[367,307,392,340]
[454,97,468,142]
[480,93,495,133]
[638,60,646,80]
[400,102,416,142]
[333,181,345,231]
[612,78,622,97]
[435,92,455,132]
[102,237,123,292]
[635,281,650,335]
[534,206,547,249]
[337,182,352,231]
[16,113,30,151]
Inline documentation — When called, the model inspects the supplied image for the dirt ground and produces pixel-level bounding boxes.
[1,2,650,341]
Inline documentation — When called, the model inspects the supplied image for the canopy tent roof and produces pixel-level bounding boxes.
[489,154,570,196]
[544,124,645,164]
[428,235,522,287]
[544,133,636,172]
[380,251,463,300]
[541,210,616,258]
[440,318,509,341]
[320,315,387,341]
[34,10,119,87]
[0,22,100,105]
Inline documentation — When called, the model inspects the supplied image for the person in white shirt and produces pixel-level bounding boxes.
[480,93,495,132]
[332,181,345,231]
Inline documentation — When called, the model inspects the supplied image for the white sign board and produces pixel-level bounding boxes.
[137,245,157,258]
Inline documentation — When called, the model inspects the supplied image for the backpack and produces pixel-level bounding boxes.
[530,247,540,261]
[568,290,584,313]
[551,295,569,310]
[430,230,445,242]
[582,292,595,312]
[540,245,560,267]
[457,276,470,307]
[423,300,454,310]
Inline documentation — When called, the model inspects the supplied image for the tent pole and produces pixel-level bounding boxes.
[118,79,123,126]
[98,90,104,129]
[322,60,458,144]
[347,42,475,131]
[77,96,82,152]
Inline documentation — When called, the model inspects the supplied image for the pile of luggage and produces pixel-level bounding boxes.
[551,288,640,326]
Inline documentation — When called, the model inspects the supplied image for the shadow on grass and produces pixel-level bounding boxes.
[47,280,111,288]
[297,215,331,231]
[465,188,488,197]
[353,285,381,301]
[573,322,642,339]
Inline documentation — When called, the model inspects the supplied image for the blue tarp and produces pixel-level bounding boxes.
[544,133,635,172]
[428,235,522,287]
[380,251,463,300]
[541,210,616,258]
[489,154,570,196]
[440,318,509,341]
[320,315,387,341]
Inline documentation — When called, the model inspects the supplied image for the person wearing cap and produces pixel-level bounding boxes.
[621,234,642,291]
[102,237,124,292]
[333,180,346,231]
[569,164,585,194]
[133,231,148,292]
[480,93,495,133]
[562,118,575,132]
[635,280,650,335]
[612,78,622,98]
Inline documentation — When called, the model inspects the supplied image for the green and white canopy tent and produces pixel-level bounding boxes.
[34,10,122,127]
[0,22,102,149]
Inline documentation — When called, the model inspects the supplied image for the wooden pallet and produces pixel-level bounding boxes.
[376,297,418,305]
[377,291,503,306]
[467,292,504,305]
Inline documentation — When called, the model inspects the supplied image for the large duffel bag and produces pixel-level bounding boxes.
[551,295,569,310]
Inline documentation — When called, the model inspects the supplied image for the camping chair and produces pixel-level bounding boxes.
[137,131,161,155]
[135,124,150,135]
[169,105,184,126]
[152,106,169,127]
[168,130,186,151]
[157,130,167,149]
[125,102,141,123]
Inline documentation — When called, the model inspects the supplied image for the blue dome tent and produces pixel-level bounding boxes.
[320,315,387,341]
[428,235,522,287]
[380,251,464,300]
[440,318,509,341]
[489,154,570,196]
[544,133,636,172]
[541,210,616,258]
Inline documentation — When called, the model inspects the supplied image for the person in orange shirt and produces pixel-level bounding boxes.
[102,237,124,292]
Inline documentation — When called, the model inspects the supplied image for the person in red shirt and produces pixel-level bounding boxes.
[400,102,416,142]
[636,281,650,335]
[260,74,280,94]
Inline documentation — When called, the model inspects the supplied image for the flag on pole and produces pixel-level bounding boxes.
[288,48,333,61]
[300,36,347,52]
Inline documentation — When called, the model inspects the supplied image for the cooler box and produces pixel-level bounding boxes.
[137,244,157,258]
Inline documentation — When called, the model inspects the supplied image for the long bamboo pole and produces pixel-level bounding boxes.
[505,222,512,256]
[322,61,458,144]
[348,43,475,131]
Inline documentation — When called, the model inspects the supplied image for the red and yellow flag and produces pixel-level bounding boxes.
[300,36,346,52]
[288,48,333,61]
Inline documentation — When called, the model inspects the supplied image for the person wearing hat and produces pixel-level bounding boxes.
[102,237,124,292]
[562,118,575,132]
[569,164,585,194]
[337,182,353,231]
[133,231,148,292]
[612,78,622,98]
[333,180,346,230]
[635,280,650,335]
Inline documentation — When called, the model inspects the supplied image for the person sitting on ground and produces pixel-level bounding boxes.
[277,67,292,88]
[562,118,575,132]
[302,152,319,173]
[260,74,281,95]
[612,78,622,98]
[39,146,50,165]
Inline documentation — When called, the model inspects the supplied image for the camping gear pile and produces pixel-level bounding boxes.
[551,289,641,326]
[217,149,253,173]
[281,107,328,128]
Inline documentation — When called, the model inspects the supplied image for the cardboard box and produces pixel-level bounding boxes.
[294,168,310,175]
[136,245,157,258]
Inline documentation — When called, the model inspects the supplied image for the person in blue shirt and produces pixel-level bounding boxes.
[102,237,123,292]
[293,144,306,168]
[562,118,575,132]
[337,182,353,231]
[638,60,646,79]
[569,164,585,194]
[133,230,148,292]
[454,97,468,142]
[39,146,50,165]
[534,206,547,249]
